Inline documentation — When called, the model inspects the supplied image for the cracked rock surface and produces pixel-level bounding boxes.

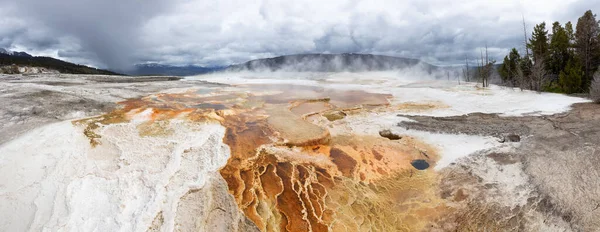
[400,103,600,230]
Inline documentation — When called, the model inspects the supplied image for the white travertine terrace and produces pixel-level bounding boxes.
[0,119,234,232]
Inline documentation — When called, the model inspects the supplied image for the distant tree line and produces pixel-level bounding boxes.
[461,46,496,88]
[498,10,600,94]
[477,46,495,88]
[0,54,122,75]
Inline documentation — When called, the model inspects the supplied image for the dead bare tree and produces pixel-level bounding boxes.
[478,49,484,86]
[513,14,532,91]
[522,15,530,58]
[530,58,548,92]
[462,55,470,82]
[478,45,495,87]
[485,45,490,87]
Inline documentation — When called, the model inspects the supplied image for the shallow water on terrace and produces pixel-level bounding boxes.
[411,159,430,170]
[290,101,331,116]
[194,88,214,95]
[192,103,227,110]
[241,84,392,107]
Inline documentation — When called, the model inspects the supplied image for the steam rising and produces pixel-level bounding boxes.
[227,54,437,72]
[213,54,460,82]
[195,65,461,86]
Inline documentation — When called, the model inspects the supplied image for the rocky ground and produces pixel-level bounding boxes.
[400,103,600,231]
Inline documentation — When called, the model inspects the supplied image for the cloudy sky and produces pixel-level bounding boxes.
[0,0,597,70]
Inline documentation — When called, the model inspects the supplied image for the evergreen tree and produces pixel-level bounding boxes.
[499,48,521,85]
[548,22,571,77]
[499,56,512,82]
[565,21,575,45]
[575,10,599,90]
[559,59,584,94]
[528,22,549,64]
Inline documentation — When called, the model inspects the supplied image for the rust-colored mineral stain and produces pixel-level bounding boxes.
[218,114,278,216]
[276,163,310,232]
[218,123,444,231]
[223,117,273,159]
[329,148,357,178]
[259,164,283,198]
[330,135,439,182]
[149,108,194,121]
[73,98,152,146]
[213,85,449,231]
[395,101,449,113]
[216,107,334,231]
[73,84,452,231]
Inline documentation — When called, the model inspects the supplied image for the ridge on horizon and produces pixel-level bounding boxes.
[226,53,438,72]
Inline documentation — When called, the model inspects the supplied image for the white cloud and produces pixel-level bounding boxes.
[0,0,596,68]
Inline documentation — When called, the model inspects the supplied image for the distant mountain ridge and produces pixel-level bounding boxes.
[0,48,33,58]
[0,48,121,75]
[128,63,225,76]
[226,53,438,72]
[1,50,442,76]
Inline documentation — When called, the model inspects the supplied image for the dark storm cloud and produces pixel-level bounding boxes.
[1,0,598,68]
[0,0,172,70]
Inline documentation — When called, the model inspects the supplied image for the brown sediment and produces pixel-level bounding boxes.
[289,101,332,116]
[266,106,331,147]
[290,98,331,105]
[322,111,346,122]
[395,101,449,113]
[246,85,324,105]
[147,211,164,232]
[244,84,392,108]
[329,148,357,178]
[325,170,449,231]
[330,135,439,182]
[326,90,391,108]
[379,129,402,140]
[137,120,174,137]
